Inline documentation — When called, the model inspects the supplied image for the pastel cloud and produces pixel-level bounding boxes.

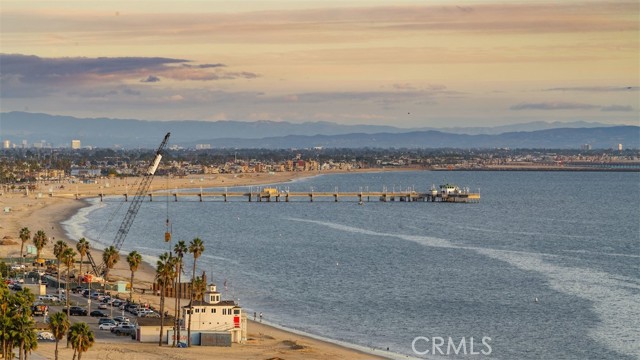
[0,54,258,97]
[544,86,639,92]
[511,102,635,112]
[601,105,634,112]
[510,102,600,111]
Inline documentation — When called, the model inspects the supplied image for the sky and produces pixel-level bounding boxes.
[0,0,638,128]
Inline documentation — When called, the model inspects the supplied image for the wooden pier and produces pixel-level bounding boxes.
[95,189,480,203]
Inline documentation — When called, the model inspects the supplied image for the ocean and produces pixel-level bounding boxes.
[62,171,640,359]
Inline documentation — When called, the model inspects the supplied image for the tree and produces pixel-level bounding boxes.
[187,237,204,347]
[75,238,89,285]
[53,240,68,290]
[32,230,48,260]
[48,312,70,360]
[21,329,37,360]
[126,251,142,302]
[155,252,176,346]
[192,274,207,301]
[4,288,36,360]
[11,313,36,360]
[173,240,187,346]
[62,248,76,320]
[19,227,31,260]
[67,322,94,360]
[102,246,120,281]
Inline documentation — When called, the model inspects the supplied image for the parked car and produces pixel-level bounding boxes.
[135,309,154,317]
[38,294,59,302]
[32,258,45,267]
[67,306,88,316]
[90,310,108,317]
[37,331,55,341]
[98,303,108,310]
[111,324,136,336]
[72,286,84,294]
[10,283,22,291]
[113,316,130,324]
[32,304,49,316]
[99,322,117,330]
[140,311,160,318]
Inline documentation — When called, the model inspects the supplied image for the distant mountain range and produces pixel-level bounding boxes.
[1,111,637,149]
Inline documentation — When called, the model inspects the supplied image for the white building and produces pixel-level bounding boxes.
[2,140,10,149]
[182,284,245,343]
[71,139,81,149]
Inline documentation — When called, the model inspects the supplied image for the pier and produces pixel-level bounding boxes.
[95,188,480,203]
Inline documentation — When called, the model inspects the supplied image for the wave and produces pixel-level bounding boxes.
[287,217,640,358]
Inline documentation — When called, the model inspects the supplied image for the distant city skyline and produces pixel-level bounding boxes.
[1,1,638,127]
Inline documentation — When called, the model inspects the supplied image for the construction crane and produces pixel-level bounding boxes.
[86,132,171,277]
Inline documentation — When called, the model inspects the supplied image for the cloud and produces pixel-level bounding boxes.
[510,102,636,112]
[121,87,141,96]
[510,102,600,111]
[601,105,634,112]
[0,54,187,84]
[0,54,258,98]
[182,63,226,69]
[544,86,639,92]
[3,2,636,51]
[67,89,118,98]
[141,75,161,83]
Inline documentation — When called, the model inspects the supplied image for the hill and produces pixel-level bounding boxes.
[0,112,636,149]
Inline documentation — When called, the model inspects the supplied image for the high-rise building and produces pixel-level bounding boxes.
[2,140,10,149]
[618,143,623,151]
[71,140,81,149]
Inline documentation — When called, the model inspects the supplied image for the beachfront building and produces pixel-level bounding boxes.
[182,283,246,344]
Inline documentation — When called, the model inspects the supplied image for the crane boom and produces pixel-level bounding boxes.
[88,132,170,276]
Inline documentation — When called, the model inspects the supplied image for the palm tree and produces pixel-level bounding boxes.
[48,312,70,360]
[32,230,48,261]
[22,330,37,360]
[126,251,142,302]
[102,246,120,281]
[192,274,207,301]
[10,312,36,360]
[67,322,94,360]
[1,286,35,359]
[155,252,176,346]
[187,237,204,347]
[18,227,31,260]
[75,238,89,285]
[53,240,68,290]
[62,248,76,320]
[173,240,187,346]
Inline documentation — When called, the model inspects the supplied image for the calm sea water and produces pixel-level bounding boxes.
[63,171,640,359]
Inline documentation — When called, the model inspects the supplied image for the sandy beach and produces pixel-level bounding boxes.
[1,171,389,359]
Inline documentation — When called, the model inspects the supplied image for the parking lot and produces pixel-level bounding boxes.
[32,285,148,343]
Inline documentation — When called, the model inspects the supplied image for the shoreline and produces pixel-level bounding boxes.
[1,171,391,359]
